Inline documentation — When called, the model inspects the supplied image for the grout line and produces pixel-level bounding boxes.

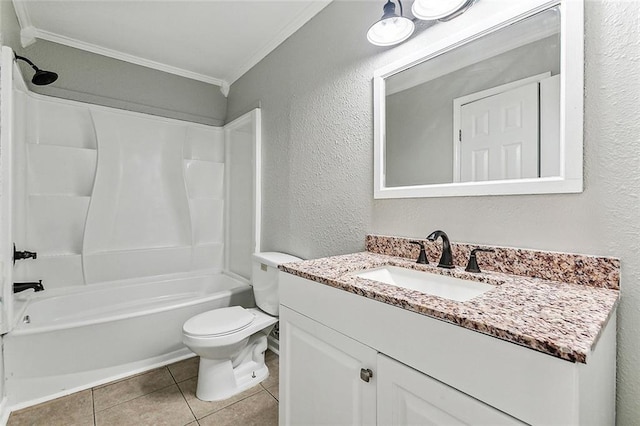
[93,365,166,390]
[265,386,279,403]
[91,388,97,426]
[167,364,180,384]
[195,387,267,422]
[93,368,177,413]
[95,383,177,415]
[176,378,198,422]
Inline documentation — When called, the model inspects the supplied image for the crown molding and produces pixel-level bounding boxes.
[12,0,37,47]
[226,0,331,85]
[19,26,37,48]
[11,0,229,95]
[33,28,229,89]
[12,0,32,36]
[10,0,333,95]
[220,81,230,97]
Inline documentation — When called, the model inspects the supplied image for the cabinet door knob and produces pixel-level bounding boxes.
[360,368,373,383]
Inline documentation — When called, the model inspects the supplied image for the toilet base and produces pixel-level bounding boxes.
[195,332,271,401]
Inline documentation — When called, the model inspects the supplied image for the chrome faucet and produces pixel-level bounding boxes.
[426,230,454,269]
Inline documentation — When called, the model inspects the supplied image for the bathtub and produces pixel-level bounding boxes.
[3,272,254,408]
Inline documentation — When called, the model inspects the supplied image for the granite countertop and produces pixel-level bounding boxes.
[279,251,620,363]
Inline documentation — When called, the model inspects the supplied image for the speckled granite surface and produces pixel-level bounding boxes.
[366,235,621,290]
[279,252,620,363]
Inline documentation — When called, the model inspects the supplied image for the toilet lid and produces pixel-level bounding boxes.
[183,306,256,337]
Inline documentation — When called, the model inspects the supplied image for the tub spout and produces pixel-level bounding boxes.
[14,280,44,293]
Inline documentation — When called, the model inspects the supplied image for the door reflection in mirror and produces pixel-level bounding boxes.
[385,7,560,187]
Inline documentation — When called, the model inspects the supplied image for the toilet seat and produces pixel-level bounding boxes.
[183,306,256,338]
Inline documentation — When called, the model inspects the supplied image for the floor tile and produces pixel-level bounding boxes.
[264,383,279,401]
[95,384,195,426]
[177,377,263,419]
[93,367,175,412]
[261,350,279,390]
[198,390,278,426]
[168,356,200,383]
[7,390,93,426]
[93,366,165,390]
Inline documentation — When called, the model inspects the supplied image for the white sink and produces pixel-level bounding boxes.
[351,265,493,302]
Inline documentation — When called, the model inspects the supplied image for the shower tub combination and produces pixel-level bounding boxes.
[3,272,254,408]
[2,55,265,411]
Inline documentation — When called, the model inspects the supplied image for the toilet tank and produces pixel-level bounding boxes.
[252,252,302,316]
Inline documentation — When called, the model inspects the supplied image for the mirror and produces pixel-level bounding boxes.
[373,0,584,198]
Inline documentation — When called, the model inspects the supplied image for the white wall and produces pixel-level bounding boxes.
[226,1,640,422]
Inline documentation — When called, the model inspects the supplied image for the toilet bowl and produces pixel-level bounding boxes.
[182,252,301,401]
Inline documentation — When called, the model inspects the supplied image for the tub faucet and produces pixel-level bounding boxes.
[426,230,454,269]
[13,280,44,293]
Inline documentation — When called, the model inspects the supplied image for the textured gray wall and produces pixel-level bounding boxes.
[227,1,640,422]
[0,1,226,126]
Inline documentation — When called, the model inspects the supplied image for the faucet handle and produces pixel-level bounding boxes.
[465,248,495,273]
[409,241,428,264]
[13,243,37,264]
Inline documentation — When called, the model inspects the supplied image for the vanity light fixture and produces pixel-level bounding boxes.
[411,0,474,21]
[367,0,415,47]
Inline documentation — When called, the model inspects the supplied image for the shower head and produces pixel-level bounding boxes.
[31,68,58,86]
[14,54,58,86]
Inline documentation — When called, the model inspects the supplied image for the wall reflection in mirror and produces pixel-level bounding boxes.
[384,7,560,188]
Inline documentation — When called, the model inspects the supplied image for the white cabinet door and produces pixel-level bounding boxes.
[280,305,377,426]
[459,82,539,182]
[377,354,525,426]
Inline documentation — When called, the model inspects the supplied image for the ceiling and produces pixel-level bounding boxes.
[12,0,332,94]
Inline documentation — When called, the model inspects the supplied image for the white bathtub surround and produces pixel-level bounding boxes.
[0,53,266,411]
[12,93,226,289]
[5,48,262,298]
[4,272,254,408]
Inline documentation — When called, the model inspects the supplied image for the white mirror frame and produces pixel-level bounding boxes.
[373,0,583,199]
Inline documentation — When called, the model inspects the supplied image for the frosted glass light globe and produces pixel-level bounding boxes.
[412,0,469,20]
[367,15,415,46]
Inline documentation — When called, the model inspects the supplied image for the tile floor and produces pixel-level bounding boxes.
[7,351,279,426]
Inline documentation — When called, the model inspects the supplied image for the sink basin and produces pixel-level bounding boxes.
[351,265,493,302]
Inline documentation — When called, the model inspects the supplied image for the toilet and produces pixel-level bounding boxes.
[182,252,302,401]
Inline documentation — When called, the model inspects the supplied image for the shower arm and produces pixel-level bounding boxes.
[14,54,39,71]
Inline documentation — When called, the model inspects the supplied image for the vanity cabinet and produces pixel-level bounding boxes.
[279,305,376,425]
[281,305,523,425]
[377,354,523,425]
[279,272,616,426]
